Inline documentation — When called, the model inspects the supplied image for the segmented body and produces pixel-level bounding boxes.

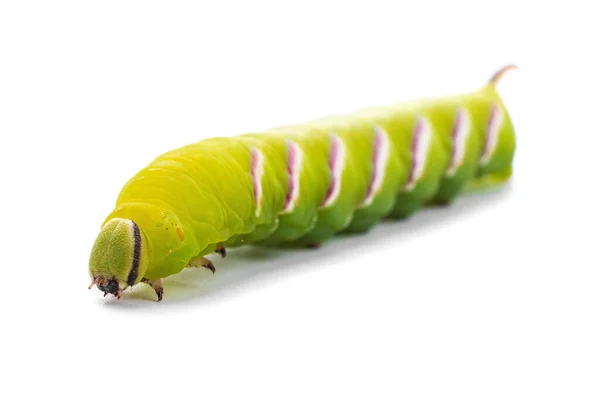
[98,68,516,288]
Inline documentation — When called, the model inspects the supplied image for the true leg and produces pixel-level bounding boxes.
[187,255,216,274]
[214,244,226,258]
[141,278,164,302]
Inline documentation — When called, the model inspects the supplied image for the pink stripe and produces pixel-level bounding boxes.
[282,140,302,213]
[251,148,264,217]
[446,107,471,176]
[321,134,346,208]
[360,126,390,207]
[404,117,432,191]
[480,104,503,165]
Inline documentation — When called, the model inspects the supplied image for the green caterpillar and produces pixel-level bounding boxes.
[89,65,517,301]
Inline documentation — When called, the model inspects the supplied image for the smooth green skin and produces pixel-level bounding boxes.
[253,127,329,244]
[290,117,373,245]
[89,81,516,288]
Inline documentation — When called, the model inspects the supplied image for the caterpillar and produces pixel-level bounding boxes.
[89,65,517,301]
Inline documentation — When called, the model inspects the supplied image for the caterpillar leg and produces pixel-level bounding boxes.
[305,242,322,249]
[141,278,164,302]
[214,244,226,258]
[187,255,216,274]
[428,198,453,207]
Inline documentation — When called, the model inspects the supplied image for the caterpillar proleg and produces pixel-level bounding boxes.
[89,65,518,301]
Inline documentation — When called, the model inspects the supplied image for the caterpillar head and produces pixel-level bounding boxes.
[88,218,149,299]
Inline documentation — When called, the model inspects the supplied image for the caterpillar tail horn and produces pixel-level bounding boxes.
[488,64,519,87]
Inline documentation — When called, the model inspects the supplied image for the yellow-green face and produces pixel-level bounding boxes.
[88,218,149,297]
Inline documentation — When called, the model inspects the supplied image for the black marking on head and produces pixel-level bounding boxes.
[127,222,142,286]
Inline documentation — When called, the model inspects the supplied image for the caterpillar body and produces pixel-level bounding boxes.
[89,65,517,301]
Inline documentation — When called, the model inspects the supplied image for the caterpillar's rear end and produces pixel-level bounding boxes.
[89,65,517,301]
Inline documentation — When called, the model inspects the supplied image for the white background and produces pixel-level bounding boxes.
[1,1,599,399]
